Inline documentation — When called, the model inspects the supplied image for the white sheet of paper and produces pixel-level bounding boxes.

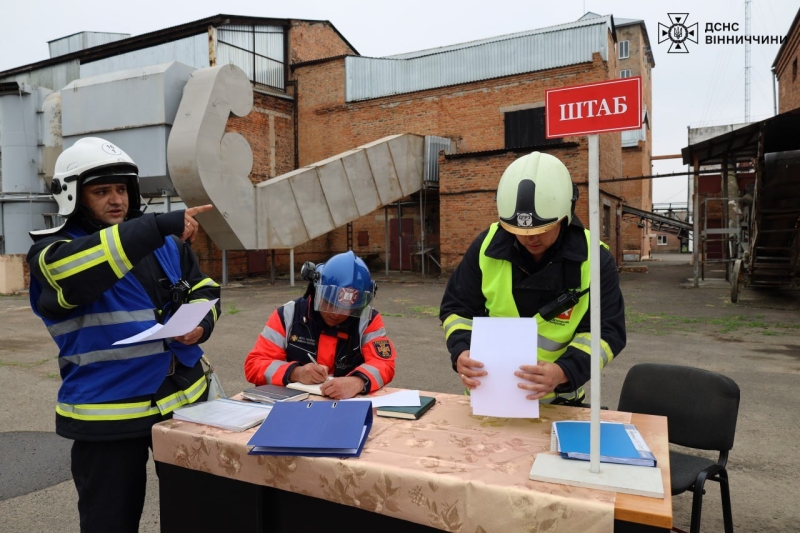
[469,317,539,418]
[343,389,421,408]
[113,299,218,345]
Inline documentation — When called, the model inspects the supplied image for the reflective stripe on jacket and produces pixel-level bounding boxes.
[452,222,613,402]
[30,228,204,408]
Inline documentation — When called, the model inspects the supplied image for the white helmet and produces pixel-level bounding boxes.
[496,152,577,235]
[49,137,140,219]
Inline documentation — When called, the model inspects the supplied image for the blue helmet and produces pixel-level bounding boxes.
[311,251,375,316]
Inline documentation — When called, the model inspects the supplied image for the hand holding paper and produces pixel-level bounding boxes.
[113,299,218,345]
[469,317,539,418]
[515,360,569,400]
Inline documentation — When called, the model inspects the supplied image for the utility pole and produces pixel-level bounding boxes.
[745,0,751,122]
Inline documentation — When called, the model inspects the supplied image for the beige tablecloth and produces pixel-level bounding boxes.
[153,391,632,533]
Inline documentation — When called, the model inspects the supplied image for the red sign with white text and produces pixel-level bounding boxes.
[545,77,642,138]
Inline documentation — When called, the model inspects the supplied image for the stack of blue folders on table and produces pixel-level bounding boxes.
[247,400,372,458]
[552,421,657,467]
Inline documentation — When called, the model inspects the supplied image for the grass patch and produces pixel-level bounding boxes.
[381,313,404,318]
[0,357,53,369]
[626,310,794,336]
[409,306,440,317]
[226,304,241,315]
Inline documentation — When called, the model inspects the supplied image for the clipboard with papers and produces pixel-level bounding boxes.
[247,400,373,458]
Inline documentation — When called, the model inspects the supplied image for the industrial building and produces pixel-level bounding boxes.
[0,12,655,289]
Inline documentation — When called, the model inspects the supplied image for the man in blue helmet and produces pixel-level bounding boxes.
[245,251,396,399]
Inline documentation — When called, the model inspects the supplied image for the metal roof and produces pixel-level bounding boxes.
[346,15,615,102]
[386,15,615,59]
[0,14,356,79]
[681,108,800,165]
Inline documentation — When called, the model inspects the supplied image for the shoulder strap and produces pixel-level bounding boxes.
[153,236,182,285]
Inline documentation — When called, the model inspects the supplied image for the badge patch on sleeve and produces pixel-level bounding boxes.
[373,340,393,359]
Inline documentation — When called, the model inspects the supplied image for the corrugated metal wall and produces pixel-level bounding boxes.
[217,24,285,90]
[48,32,130,59]
[424,136,453,186]
[346,18,611,102]
[80,34,210,78]
[0,61,80,91]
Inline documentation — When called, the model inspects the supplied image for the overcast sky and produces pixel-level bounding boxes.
[1,0,797,204]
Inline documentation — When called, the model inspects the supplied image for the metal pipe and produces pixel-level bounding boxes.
[588,134,601,474]
[270,250,276,285]
[165,196,171,212]
[384,207,389,278]
[222,250,228,286]
[289,248,295,287]
[693,154,700,288]
[420,190,425,277]
[398,201,403,273]
[771,67,778,116]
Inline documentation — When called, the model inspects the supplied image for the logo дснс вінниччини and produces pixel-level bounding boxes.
[658,13,698,53]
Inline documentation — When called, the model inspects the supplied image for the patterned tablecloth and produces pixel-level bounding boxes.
[152,391,633,533]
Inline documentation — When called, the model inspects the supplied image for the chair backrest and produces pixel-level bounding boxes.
[618,363,740,451]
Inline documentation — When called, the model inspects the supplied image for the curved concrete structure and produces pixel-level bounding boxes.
[168,64,425,251]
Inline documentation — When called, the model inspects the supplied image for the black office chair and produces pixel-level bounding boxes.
[618,363,740,533]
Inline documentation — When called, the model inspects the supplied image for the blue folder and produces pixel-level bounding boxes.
[247,400,373,458]
[553,421,657,467]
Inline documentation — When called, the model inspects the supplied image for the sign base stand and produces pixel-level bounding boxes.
[529,453,665,499]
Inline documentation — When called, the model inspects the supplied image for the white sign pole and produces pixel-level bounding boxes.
[587,133,601,473]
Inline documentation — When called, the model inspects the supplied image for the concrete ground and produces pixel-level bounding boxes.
[1,258,799,532]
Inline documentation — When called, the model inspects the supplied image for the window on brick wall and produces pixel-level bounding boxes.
[619,40,630,59]
[657,234,668,245]
[504,107,562,148]
[602,205,611,238]
[620,69,632,78]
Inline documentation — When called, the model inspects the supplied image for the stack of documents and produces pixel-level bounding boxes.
[552,421,657,467]
[173,398,272,432]
[242,384,309,403]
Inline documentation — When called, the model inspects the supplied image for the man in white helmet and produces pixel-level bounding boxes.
[27,137,220,532]
[440,151,626,405]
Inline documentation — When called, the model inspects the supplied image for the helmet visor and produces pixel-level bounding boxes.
[314,284,373,316]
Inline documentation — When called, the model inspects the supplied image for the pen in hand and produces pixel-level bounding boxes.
[306,352,318,365]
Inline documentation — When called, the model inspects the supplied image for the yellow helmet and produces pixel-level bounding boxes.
[496,152,576,235]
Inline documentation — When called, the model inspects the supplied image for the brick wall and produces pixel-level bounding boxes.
[292,46,627,272]
[289,20,356,64]
[620,143,653,257]
[652,231,683,253]
[776,17,800,113]
[294,52,614,165]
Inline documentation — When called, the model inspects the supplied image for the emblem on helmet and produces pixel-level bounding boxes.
[101,143,122,155]
[517,213,533,227]
[337,287,359,306]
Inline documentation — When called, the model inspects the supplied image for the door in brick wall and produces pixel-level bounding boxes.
[247,250,269,275]
[389,218,414,270]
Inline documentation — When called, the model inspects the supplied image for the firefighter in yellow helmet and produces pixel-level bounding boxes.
[440,152,626,405]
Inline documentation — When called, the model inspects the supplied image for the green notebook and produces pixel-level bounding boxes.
[376,396,436,420]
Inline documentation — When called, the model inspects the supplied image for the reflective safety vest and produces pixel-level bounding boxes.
[477,223,599,402]
[30,228,205,419]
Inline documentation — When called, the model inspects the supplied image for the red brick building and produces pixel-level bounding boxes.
[288,13,654,273]
[774,7,800,113]
[615,17,655,261]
